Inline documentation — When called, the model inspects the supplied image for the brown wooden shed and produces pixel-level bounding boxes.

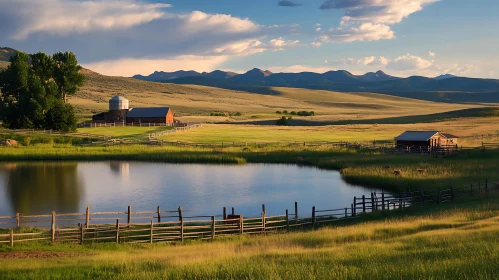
[395,131,458,149]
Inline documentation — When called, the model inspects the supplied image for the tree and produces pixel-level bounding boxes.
[52,52,85,103]
[0,51,80,130]
[45,102,77,132]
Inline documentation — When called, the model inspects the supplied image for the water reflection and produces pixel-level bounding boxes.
[1,162,84,215]
[0,162,385,218]
[110,161,130,178]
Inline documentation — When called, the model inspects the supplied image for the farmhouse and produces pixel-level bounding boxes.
[395,131,458,149]
[92,96,175,124]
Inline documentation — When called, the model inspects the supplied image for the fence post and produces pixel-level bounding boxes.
[51,211,56,243]
[86,205,90,228]
[312,206,316,230]
[362,195,366,213]
[15,213,20,228]
[232,207,235,215]
[344,208,348,218]
[240,215,244,234]
[211,216,216,241]
[295,202,298,219]
[157,206,161,223]
[285,209,290,232]
[127,206,132,227]
[381,192,385,211]
[80,224,84,245]
[178,206,184,242]
[353,197,357,215]
[262,204,266,214]
[223,207,227,220]
[371,193,375,211]
[351,203,355,217]
[116,219,120,244]
[10,229,13,248]
[150,221,154,244]
[262,211,266,233]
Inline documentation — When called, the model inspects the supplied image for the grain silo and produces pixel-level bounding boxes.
[109,96,129,111]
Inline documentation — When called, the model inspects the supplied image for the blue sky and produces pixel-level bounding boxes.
[0,0,497,78]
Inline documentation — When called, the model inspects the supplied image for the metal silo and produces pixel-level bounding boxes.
[109,96,129,111]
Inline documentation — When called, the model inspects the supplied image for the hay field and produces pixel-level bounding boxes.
[72,71,477,121]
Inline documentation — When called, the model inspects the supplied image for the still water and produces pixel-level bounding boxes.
[0,162,384,218]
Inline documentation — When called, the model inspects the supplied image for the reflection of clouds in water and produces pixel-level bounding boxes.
[0,162,391,218]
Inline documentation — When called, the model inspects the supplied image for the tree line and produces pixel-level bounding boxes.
[0,51,84,132]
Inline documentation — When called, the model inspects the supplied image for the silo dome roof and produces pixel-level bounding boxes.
[110,96,128,102]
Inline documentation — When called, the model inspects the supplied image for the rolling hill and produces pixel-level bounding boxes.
[73,69,479,123]
[134,68,499,103]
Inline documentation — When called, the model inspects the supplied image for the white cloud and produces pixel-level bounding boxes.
[83,55,228,77]
[312,41,322,47]
[3,0,172,39]
[429,51,436,57]
[386,54,433,71]
[212,37,300,56]
[268,37,300,50]
[179,10,260,34]
[316,28,322,32]
[320,0,439,24]
[321,22,394,43]
[329,56,390,66]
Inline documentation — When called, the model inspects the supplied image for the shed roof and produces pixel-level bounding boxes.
[395,131,439,141]
[441,133,459,139]
[126,107,170,118]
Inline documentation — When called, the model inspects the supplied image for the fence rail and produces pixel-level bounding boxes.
[1,179,497,247]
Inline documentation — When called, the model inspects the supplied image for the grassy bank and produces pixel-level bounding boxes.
[1,195,499,279]
[0,143,498,193]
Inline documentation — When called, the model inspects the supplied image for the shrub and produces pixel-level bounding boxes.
[290,111,297,115]
[276,111,282,114]
[297,111,315,116]
[45,102,77,132]
[283,110,288,114]
[231,112,242,116]
[210,112,227,117]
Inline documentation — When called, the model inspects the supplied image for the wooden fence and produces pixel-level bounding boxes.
[0,128,111,141]
[1,179,497,247]
[148,124,202,139]
[78,122,175,128]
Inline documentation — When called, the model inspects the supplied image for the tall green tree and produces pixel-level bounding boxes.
[0,51,81,131]
[52,52,85,103]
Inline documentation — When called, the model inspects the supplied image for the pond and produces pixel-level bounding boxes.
[0,162,386,219]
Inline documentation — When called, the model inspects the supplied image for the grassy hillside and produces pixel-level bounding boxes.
[72,70,477,122]
[1,196,499,279]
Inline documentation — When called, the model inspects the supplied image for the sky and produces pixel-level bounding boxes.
[0,0,498,78]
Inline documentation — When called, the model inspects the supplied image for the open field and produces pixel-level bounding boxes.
[71,71,479,122]
[1,196,499,279]
[158,117,499,144]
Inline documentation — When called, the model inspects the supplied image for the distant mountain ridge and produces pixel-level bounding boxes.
[133,68,499,103]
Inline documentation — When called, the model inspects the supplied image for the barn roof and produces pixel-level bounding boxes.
[441,133,459,139]
[395,131,439,141]
[126,107,170,118]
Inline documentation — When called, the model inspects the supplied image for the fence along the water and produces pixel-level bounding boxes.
[1,179,497,247]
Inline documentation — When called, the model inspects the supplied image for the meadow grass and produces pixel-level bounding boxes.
[78,126,173,140]
[1,195,499,279]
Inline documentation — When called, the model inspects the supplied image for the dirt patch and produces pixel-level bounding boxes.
[0,251,93,259]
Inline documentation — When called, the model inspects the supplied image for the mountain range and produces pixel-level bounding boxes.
[133,68,499,103]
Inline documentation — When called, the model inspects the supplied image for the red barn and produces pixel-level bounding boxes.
[125,107,174,124]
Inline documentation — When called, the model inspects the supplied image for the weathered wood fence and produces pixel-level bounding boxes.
[1,179,497,247]
[148,124,202,139]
